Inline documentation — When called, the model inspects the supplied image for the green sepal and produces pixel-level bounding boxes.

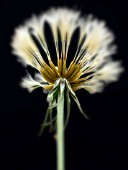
[39,78,89,135]
[65,79,89,119]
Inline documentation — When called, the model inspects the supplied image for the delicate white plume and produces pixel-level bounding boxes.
[20,73,46,93]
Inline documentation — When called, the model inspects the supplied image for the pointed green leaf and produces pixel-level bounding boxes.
[38,108,51,136]
[65,90,71,128]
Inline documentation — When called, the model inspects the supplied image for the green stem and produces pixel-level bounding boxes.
[56,93,65,170]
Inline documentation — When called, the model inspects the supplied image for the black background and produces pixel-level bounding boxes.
[0,0,128,169]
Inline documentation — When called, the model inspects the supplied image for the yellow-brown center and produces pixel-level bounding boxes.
[39,55,87,92]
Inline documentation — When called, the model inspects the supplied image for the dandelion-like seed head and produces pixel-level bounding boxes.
[11,8,124,131]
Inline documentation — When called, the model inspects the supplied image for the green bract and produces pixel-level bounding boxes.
[39,78,89,135]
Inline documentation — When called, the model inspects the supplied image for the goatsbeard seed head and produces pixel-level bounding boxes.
[11,7,124,131]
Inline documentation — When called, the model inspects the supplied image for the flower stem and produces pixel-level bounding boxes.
[56,93,65,170]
